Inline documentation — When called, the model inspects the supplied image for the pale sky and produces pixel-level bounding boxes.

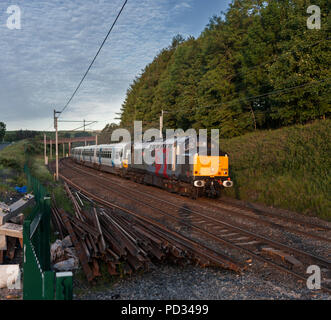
[0,0,231,131]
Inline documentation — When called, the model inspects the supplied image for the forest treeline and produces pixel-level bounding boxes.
[117,0,330,138]
[3,129,94,142]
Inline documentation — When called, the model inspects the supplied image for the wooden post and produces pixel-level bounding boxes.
[68,142,71,156]
[50,140,52,159]
[63,143,65,158]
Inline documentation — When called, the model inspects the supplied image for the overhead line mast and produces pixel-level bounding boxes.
[54,110,61,181]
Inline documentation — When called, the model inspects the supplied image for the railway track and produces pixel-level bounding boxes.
[58,159,331,293]
[62,159,331,243]
[197,199,331,243]
[216,198,330,232]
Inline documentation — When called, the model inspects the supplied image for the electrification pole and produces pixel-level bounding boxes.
[54,110,61,181]
[44,133,47,165]
[160,110,169,139]
[160,110,164,139]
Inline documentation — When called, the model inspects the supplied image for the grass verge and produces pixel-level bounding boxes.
[221,120,331,220]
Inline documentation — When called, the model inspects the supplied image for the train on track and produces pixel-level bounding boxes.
[71,136,233,198]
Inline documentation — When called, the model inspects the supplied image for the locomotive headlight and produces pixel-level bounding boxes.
[194,180,205,188]
[223,180,233,188]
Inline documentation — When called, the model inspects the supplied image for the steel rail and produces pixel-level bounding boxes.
[213,199,331,232]
[196,199,331,243]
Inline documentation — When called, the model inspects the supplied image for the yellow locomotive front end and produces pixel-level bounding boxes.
[193,154,233,197]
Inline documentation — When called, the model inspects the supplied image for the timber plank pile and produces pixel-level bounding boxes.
[51,183,234,282]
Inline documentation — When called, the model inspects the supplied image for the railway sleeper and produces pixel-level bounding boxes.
[221,232,239,238]
[235,240,260,246]
[261,247,303,268]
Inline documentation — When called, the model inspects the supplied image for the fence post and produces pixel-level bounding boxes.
[55,272,73,300]
[43,271,55,300]
[23,219,32,300]
[40,196,51,270]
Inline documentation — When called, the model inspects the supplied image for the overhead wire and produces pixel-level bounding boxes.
[58,0,128,117]
[197,77,331,110]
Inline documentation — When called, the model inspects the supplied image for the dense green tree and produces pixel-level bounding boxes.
[99,123,120,144]
[116,0,331,138]
[14,130,38,141]
[74,131,92,138]
[0,122,6,142]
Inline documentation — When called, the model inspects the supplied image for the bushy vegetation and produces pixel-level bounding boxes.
[0,138,43,170]
[0,122,5,142]
[221,119,331,220]
[0,140,27,171]
[4,130,40,142]
[28,156,74,215]
[28,157,53,184]
[99,123,120,144]
[0,142,28,195]
[0,140,73,215]
[118,0,330,137]
[4,130,94,143]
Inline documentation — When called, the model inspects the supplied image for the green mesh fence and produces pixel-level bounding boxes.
[23,165,72,300]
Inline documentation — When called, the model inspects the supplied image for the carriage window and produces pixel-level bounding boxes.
[102,150,112,159]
